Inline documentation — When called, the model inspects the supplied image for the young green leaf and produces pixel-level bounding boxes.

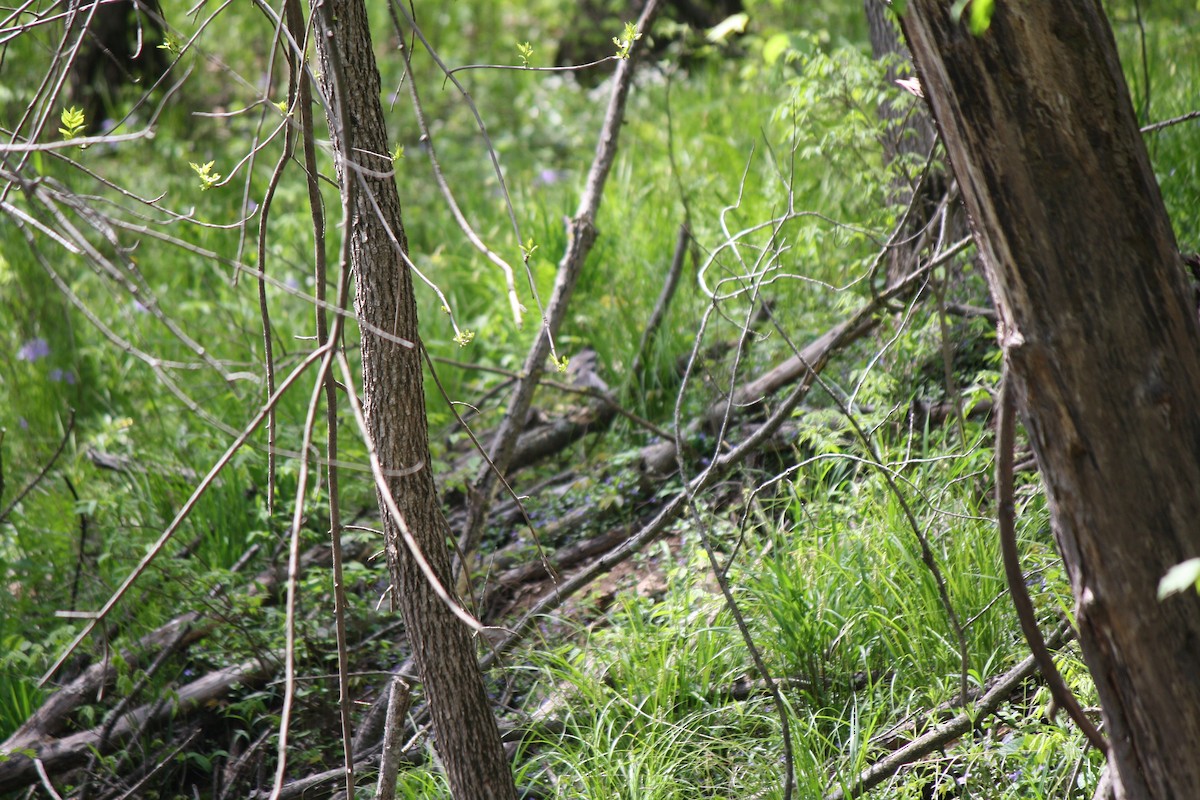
[612,21,641,60]
[58,106,86,141]
[517,41,534,68]
[189,160,222,191]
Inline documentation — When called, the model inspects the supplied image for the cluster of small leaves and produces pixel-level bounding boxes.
[517,41,534,68]
[158,33,180,55]
[189,160,221,191]
[612,21,641,59]
[58,106,86,143]
[520,237,538,262]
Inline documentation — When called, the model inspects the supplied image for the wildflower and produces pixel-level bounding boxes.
[534,168,566,187]
[17,338,50,362]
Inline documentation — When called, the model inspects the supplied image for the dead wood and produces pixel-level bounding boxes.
[490,524,632,591]
[631,222,691,377]
[504,401,617,467]
[638,314,877,475]
[1,535,364,794]
[478,343,843,672]
[0,656,274,793]
[2,612,209,754]
[461,0,666,568]
[480,524,634,621]
[825,624,1071,800]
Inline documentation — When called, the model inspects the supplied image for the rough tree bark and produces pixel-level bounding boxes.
[900,3,1200,798]
[308,1,517,797]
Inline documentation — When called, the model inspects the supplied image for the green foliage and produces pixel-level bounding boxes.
[517,41,535,68]
[158,33,181,56]
[518,558,789,799]
[612,21,642,60]
[58,106,86,141]
[952,0,997,34]
[188,160,222,191]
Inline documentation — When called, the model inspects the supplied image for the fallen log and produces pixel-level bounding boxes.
[2,611,209,754]
[0,656,275,793]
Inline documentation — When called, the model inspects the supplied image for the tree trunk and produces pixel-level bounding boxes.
[899,3,1200,798]
[308,2,517,797]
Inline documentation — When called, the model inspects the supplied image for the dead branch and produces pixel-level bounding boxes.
[997,371,1107,752]
[3,612,209,754]
[5,537,356,763]
[0,410,75,524]
[460,0,666,568]
[0,657,275,793]
[489,523,632,592]
[639,245,966,476]
[824,625,1071,800]
[501,401,617,467]
[630,222,691,377]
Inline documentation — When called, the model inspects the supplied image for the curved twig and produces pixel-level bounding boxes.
[996,368,1108,753]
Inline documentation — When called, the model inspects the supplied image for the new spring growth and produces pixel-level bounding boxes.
[517,41,534,68]
[613,21,641,59]
[190,160,221,191]
[520,237,538,262]
[59,107,86,144]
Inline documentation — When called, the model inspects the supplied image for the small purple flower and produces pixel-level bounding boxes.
[246,199,259,214]
[17,338,50,362]
[49,369,77,384]
[18,417,28,430]
[534,168,566,187]
[284,276,300,291]
[131,300,149,314]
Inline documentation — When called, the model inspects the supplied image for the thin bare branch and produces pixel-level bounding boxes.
[40,346,329,686]
[461,0,665,571]
[0,410,74,524]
